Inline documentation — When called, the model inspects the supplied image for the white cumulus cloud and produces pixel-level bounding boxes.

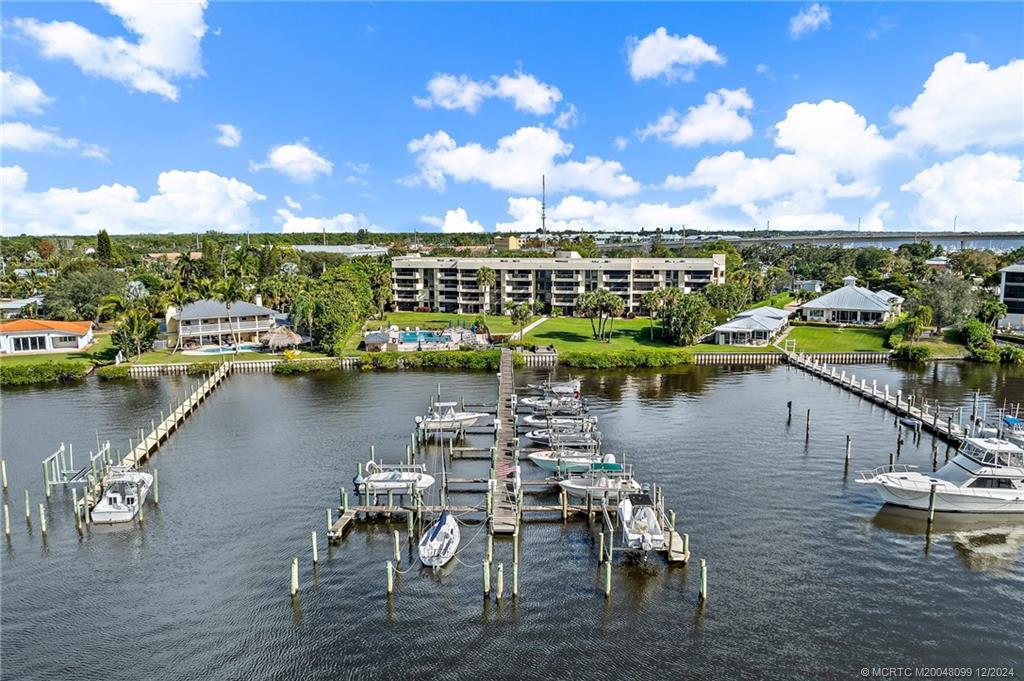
[403,126,640,198]
[283,195,302,210]
[414,71,563,115]
[1,122,108,160]
[1,71,53,116]
[891,52,1024,153]
[14,0,209,101]
[215,123,242,147]
[639,88,754,147]
[626,27,724,82]
[901,153,1024,231]
[789,4,831,39]
[250,141,333,182]
[0,165,265,235]
[495,195,735,233]
[423,207,485,233]
[276,207,378,233]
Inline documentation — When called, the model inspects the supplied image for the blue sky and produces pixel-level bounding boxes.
[2,1,1022,235]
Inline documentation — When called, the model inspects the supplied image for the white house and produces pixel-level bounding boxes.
[0,295,45,319]
[166,297,281,348]
[713,307,792,346]
[0,319,94,354]
[799,276,903,325]
[998,263,1024,330]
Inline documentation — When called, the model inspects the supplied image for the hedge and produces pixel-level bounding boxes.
[360,350,508,371]
[96,364,131,380]
[273,359,343,374]
[185,362,223,375]
[559,349,694,369]
[891,343,932,362]
[0,361,89,386]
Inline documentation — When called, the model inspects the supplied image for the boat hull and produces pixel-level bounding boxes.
[864,482,1024,514]
[560,480,640,500]
[91,473,153,524]
[418,414,484,431]
[418,512,461,567]
[361,473,435,494]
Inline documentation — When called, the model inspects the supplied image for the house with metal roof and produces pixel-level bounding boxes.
[998,263,1024,330]
[799,276,903,325]
[166,296,281,348]
[0,295,45,319]
[713,306,792,346]
[0,319,93,354]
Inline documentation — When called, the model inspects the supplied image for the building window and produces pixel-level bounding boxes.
[13,335,46,351]
[57,335,78,343]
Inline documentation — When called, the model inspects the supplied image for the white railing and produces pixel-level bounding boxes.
[857,464,918,482]
[179,320,274,336]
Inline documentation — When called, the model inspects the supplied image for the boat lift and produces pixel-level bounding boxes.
[42,440,112,490]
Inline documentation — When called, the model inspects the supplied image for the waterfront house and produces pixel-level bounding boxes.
[713,307,792,346]
[925,256,950,271]
[999,263,1024,330]
[166,297,280,348]
[0,295,45,319]
[794,279,823,295]
[391,251,725,316]
[799,276,903,325]
[0,319,93,354]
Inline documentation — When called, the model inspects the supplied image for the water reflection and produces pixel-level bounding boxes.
[871,506,1024,572]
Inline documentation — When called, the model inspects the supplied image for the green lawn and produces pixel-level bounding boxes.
[785,325,890,353]
[366,311,532,335]
[134,347,327,364]
[0,332,118,367]
[752,291,797,309]
[524,317,671,353]
[915,329,969,358]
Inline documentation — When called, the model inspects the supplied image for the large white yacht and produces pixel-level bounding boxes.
[857,437,1024,514]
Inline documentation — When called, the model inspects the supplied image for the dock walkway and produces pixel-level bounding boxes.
[783,352,965,444]
[491,348,520,534]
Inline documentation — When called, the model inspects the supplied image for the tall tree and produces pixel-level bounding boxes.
[510,302,532,342]
[641,289,665,341]
[96,229,112,264]
[476,266,496,318]
[663,294,714,346]
[214,275,246,351]
[167,284,194,354]
[112,306,158,360]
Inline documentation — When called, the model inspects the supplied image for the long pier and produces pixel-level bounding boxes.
[490,348,520,534]
[784,352,965,443]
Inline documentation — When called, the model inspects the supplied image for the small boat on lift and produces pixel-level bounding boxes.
[524,427,601,448]
[559,467,641,501]
[518,395,587,414]
[418,509,461,568]
[415,402,489,431]
[521,413,597,429]
[527,449,621,473]
[354,461,435,495]
[617,491,666,553]
[90,466,153,524]
[857,437,1024,514]
[524,378,581,397]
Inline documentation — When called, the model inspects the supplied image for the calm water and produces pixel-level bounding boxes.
[2,362,1023,680]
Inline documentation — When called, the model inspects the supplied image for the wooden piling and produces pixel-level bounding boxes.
[291,557,299,597]
[927,483,937,525]
[43,462,50,499]
[496,563,504,600]
[311,531,319,564]
[487,533,493,563]
[326,508,332,534]
[560,490,567,520]
[153,468,159,504]
[603,560,612,598]
[1,459,7,490]
[137,483,144,523]
[805,409,811,437]
[513,562,519,598]
[24,489,30,519]
[482,560,491,597]
[598,531,605,563]
[341,488,348,514]
[4,503,9,538]
[787,401,792,421]
[39,504,46,536]
[393,530,401,565]
[699,559,708,602]
[845,435,852,464]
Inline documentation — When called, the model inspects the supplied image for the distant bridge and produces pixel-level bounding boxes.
[595,230,1024,251]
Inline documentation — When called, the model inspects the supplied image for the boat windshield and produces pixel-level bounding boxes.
[960,440,1024,468]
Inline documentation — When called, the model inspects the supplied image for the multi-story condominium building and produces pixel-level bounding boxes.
[391,251,726,316]
[999,263,1024,330]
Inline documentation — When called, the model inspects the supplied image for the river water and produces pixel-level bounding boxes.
[2,362,1022,680]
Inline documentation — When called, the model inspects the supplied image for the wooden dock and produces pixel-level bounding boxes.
[784,351,965,443]
[491,348,520,534]
[79,362,234,511]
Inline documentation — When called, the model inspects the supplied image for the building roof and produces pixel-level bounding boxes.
[292,244,388,256]
[714,307,792,333]
[874,289,905,305]
[1000,263,1024,273]
[178,299,279,321]
[800,277,899,313]
[0,295,45,311]
[0,319,92,335]
[392,254,726,269]
[363,331,390,344]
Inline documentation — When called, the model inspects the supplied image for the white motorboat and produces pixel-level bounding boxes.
[559,468,641,501]
[354,461,435,495]
[415,402,488,431]
[527,449,621,473]
[518,395,587,414]
[999,416,1024,447]
[521,413,597,429]
[418,509,461,568]
[524,427,601,448]
[617,492,666,552]
[857,437,1024,514]
[90,466,153,524]
[525,378,581,397]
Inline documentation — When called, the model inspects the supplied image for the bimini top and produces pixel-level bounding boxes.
[1003,416,1022,426]
[960,437,1024,468]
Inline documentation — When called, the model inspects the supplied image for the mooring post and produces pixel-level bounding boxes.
[42,462,50,499]
[39,504,46,536]
[699,559,708,602]
[805,409,811,438]
[927,483,937,525]
[971,390,979,423]
[496,563,504,600]
[406,445,411,466]
[311,531,319,564]
[153,469,159,505]
[370,445,375,463]
[845,435,852,464]
[932,442,939,470]
[787,401,792,422]
[406,508,414,535]
[387,489,393,511]
[896,432,903,458]
[137,483,144,523]
[291,558,299,597]
[598,531,605,563]
[487,533,493,563]
[482,560,491,597]
[683,533,690,557]
[1,458,6,491]
[889,451,896,467]
[4,503,10,538]
[437,382,441,398]
[513,528,520,563]
[603,560,612,598]
[342,488,348,515]
[513,562,519,599]
[586,491,593,518]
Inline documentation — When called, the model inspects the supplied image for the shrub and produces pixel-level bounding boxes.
[891,343,932,362]
[273,359,341,374]
[1000,344,1024,365]
[0,361,89,386]
[185,362,222,375]
[560,349,694,369]
[96,364,131,380]
[360,350,503,371]
[960,319,1003,363]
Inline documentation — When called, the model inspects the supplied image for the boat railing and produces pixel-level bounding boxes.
[366,461,427,474]
[857,464,917,482]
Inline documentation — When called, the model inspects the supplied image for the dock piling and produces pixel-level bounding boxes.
[598,531,605,563]
[603,560,612,598]
[927,483,937,525]
[311,531,319,564]
[805,409,811,438]
[482,560,491,597]
[326,508,332,534]
[153,469,159,505]
[24,490,30,519]
[496,563,504,600]
[699,559,708,602]
[1,458,7,490]
[4,503,9,538]
[39,504,46,536]
[513,562,519,598]
[845,435,852,464]
[393,530,401,565]
[290,558,299,597]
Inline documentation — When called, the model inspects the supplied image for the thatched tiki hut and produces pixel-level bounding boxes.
[263,326,303,351]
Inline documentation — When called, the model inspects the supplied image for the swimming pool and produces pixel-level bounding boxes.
[399,331,452,344]
[194,343,262,354]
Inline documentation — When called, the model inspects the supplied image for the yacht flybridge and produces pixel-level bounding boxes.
[857,437,1024,514]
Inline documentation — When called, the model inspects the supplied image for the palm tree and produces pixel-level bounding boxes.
[175,252,196,289]
[476,266,496,319]
[192,277,215,300]
[97,292,130,322]
[116,306,158,360]
[214,275,246,352]
[292,290,317,337]
[510,302,531,343]
[641,289,665,341]
[228,246,255,282]
[167,284,194,354]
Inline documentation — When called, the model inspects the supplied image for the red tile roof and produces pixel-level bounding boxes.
[0,319,93,335]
